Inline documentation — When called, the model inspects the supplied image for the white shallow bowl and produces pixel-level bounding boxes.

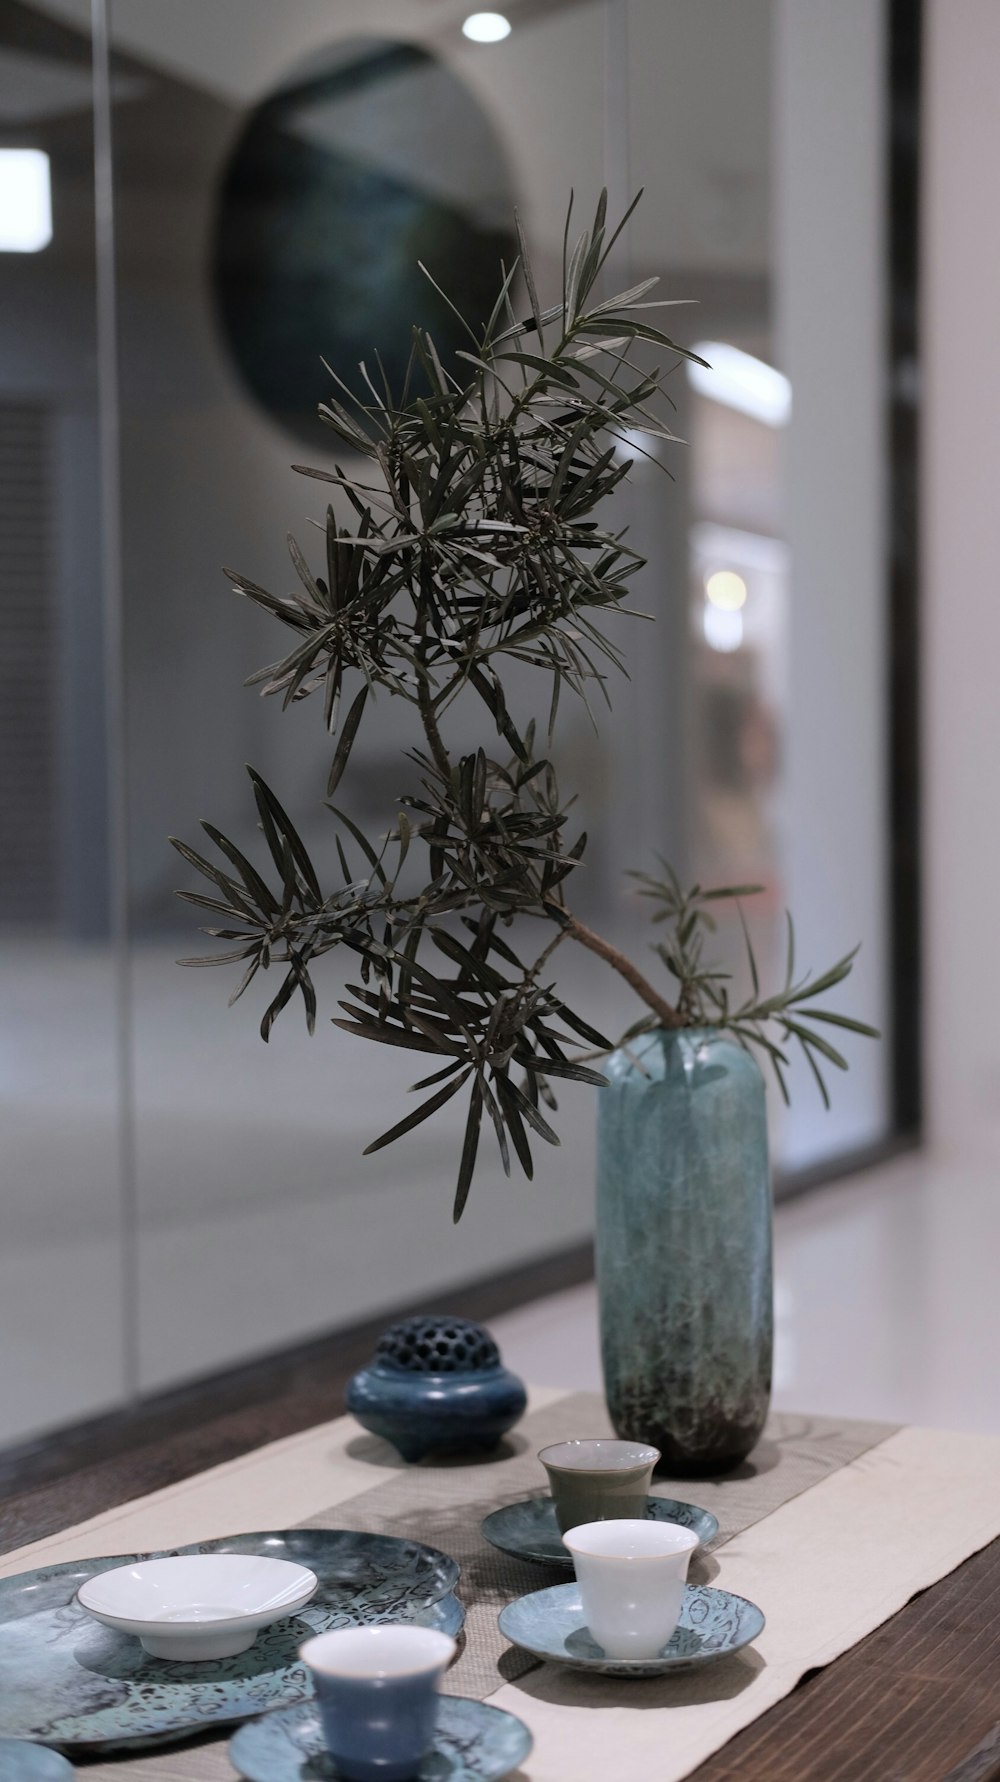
[76,1553,319,1661]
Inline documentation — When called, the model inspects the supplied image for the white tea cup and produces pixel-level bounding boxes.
[562,1518,699,1659]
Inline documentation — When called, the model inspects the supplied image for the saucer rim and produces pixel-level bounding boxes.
[497,1578,765,1673]
[227,1691,533,1782]
[481,1493,719,1565]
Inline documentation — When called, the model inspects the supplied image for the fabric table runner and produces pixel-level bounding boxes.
[5,1388,1000,1781]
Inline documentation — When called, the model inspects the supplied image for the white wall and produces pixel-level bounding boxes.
[924,0,1000,1158]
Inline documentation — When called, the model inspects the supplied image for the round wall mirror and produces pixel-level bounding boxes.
[212,36,517,445]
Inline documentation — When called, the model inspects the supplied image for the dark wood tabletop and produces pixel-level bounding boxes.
[2,1266,998,1782]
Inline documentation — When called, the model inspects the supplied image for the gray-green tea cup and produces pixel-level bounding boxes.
[539,1438,660,1535]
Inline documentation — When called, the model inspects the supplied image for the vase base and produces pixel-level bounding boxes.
[654,1449,756,1479]
[608,1414,769,1479]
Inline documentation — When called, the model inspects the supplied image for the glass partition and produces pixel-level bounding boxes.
[0,0,125,1442]
[0,0,895,1440]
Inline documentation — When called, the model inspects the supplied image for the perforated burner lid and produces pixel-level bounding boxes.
[374,1315,501,1374]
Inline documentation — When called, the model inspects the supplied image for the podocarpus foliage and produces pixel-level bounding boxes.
[173,192,877,1219]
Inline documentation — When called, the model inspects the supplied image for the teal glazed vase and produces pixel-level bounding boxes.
[596,1027,773,1475]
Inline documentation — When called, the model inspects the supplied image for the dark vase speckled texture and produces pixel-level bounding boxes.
[597,1027,773,1474]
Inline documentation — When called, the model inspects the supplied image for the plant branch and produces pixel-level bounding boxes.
[553,904,684,1029]
[526,924,569,983]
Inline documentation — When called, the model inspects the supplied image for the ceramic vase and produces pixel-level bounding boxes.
[596,1026,772,1474]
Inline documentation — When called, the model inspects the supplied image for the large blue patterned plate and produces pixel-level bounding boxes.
[0,1742,74,1780]
[0,1530,461,1755]
[499,1581,764,1677]
[229,1696,531,1782]
[481,1494,719,1567]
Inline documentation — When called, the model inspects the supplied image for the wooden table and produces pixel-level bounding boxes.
[2,1342,1000,1781]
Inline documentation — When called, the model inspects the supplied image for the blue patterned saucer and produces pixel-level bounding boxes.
[229,1696,532,1782]
[0,1742,74,1780]
[481,1495,718,1567]
[498,1581,764,1677]
[0,1530,461,1755]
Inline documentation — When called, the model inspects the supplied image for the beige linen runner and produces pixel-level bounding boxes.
[4,1391,1000,1782]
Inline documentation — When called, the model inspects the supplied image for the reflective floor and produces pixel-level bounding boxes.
[491,1151,1000,1434]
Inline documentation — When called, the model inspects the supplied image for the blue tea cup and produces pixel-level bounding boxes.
[299,1624,456,1781]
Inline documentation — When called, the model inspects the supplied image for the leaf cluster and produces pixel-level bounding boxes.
[172,754,609,1221]
[335,921,609,1222]
[627,863,880,1105]
[224,189,703,750]
[401,727,585,917]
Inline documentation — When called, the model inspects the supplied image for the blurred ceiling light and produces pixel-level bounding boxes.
[0,148,51,252]
[705,569,747,611]
[688,341,791,427]
[703,604,744,653]
[462,12,512,42]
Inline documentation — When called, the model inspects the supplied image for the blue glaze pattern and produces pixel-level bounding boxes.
[597,1028,773,1473]
[0,1741,75,1780]
[481,1494,718,1567]
[229,1696,532,1782]
[347,1317,526,1463]
[499,1581,764,1677]
[0,1531,462,1755]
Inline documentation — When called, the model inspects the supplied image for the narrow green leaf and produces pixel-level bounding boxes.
[792,948,860,1003]
[260,970,298,1041]
[332,1014,452,1055]
[504,1073,560,1145]
[177,946,255,967]
[246,769,323,903]
[587,276,660,316]
[700,884,765,902]
[479,1073,511,1176]
[363,1068,472,1155]
[327,684,369,791]
[796,1038,831,1109]
[783,1019,849,1071]
[806,1009,880,1038]
[287,532,324,604]
[175,888,251,920]
[514,207,544,347]
[737,901,759,999]
[409,1059,467,1092]
[328,805,389,886]
[199,822,279,917]
[551,1001,613,1050]
[169,837,260,921]
[494,1074,534,1178]
[453,1079,483,1222]
[531,1057,607,1086]
[496,350,577,388]
[467,665,529,761]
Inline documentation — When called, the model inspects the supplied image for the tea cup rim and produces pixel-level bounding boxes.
[300,1624,456,1680]
[561,1517,700,1559]
[538,1438,660,1472]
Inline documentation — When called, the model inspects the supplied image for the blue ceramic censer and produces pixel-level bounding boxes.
[346,1316,527,1462]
